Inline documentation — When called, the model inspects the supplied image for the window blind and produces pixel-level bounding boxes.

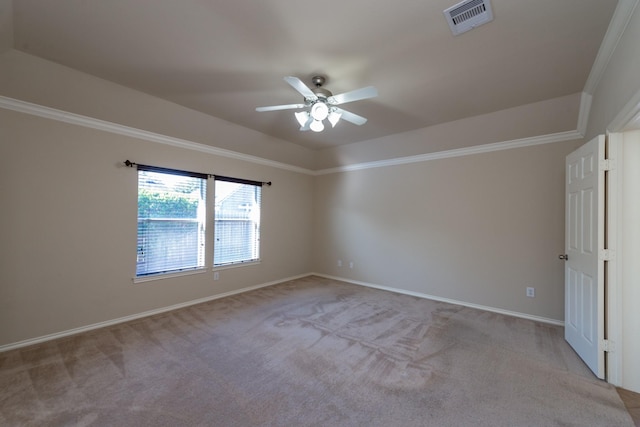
[136,169,207,276]
[214,179,261,267]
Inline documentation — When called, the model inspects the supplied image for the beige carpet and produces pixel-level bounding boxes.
[0,276,634,426]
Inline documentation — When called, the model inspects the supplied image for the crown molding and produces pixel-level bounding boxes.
[314,130,583,175]
[583,0,639,95]
[577,92,593,136]
[1,95,583,177]
[0,95,314,175]
[608,86,640,132]
[577,0,637,137]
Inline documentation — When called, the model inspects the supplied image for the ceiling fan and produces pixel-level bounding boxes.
[256,76,378,132]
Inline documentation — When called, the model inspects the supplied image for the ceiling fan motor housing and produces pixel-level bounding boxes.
[309,75,332,101]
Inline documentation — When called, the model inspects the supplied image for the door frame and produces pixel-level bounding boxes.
[604,132,622,386]
[603,85,640,386]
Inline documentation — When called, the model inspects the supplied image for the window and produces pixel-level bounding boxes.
[136,168,207,277]
[214,178,261,267]
[128,159,267,279]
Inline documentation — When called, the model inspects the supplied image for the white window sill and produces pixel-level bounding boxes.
[133,267,209,283]
[213,260,261,272]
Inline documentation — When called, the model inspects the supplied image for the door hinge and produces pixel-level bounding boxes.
[600,339,614,352]
[600,159,616,171]
[599,249,615,261]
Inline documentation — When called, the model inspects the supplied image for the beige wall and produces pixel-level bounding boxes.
[0,107,314,347]
[311,91,584,322]
[313,140,582,321]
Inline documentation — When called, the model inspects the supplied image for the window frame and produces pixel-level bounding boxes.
[213,176,262,269]
[133,165,209,281]
[128,162,268,282]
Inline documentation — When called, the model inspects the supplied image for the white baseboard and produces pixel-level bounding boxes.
[312,273,565,327]
[0,273,311,353]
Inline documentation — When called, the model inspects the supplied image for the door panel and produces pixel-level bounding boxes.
[564,135,605,379]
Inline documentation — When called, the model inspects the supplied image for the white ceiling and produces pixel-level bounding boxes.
[7,0,618,150]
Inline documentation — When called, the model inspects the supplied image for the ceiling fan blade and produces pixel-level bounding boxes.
[256,103,306,112]
[284,76,318,101]
[334,108,367,125]
[328,86,378,105]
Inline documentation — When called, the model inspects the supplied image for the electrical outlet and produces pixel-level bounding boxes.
[337,259,342,267]
[214,271,220,281]
[526,287,535,298]
[349,261,354,269]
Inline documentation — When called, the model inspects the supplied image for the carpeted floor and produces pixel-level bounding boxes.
[618,388,640,426]
[0,276,634,426]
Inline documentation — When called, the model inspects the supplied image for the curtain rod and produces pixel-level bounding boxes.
[124,160,271,186]
[213,175,272,187]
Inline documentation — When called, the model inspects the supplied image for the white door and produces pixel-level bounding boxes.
[564,135,605,379]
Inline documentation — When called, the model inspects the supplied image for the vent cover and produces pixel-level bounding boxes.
[444,0,493,36]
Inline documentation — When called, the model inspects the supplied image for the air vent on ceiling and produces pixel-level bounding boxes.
[444,0,493,36]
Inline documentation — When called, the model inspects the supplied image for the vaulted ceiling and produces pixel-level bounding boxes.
[4,0,619,149]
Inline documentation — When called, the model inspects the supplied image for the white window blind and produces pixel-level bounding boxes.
[136,169,207,277]
[214,179,261,267]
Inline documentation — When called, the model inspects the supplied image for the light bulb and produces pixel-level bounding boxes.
[310,120,325,132]
[310,102,329,121]
[328,110,342,127]
[295,111,309,127]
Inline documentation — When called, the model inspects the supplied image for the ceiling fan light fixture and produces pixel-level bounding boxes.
[328,110,342,127]
[295,111,310,127]
[310,119,325,132]
[310,102,329,121]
